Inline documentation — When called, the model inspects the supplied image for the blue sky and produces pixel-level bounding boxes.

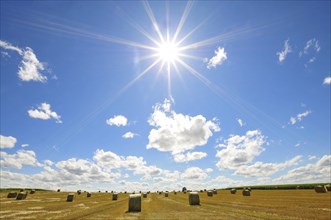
[0,1,330,191]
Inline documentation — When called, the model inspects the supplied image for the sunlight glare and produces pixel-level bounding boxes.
[158,41,179,63]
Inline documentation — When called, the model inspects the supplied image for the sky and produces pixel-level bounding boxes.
[0,1,330,192]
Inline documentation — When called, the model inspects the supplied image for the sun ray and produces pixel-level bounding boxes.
[142,1,165,43]
[172,1,194,43]
[119,58,162,96]
[176,14,212,46]
[167,62,172,99]
[179,24,267,51]
[14,18,158,51]
[177,53,206,61]
[114,6,162,47]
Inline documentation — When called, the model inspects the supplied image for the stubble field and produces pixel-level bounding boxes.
[0,190,330,220]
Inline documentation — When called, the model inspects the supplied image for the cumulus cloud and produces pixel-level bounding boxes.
[173,151,207,163]
[93,149,162,179]
[0,150,40,169]
[56,158,94,175]
[147,99,220,155]
[276,39,292,63]
[289,110,311,125]
[308,155,317,161]
[323,76,331,85]
[234,155,302,178]
[275,155,330,183]
[28,102,62,123]
[106,115,128,127]
[181,167,209,180]
[216,130,266,170]
[0,135,17,149]
[122,132,137,139]
[206,47,228,69]
[93,149,122,169]
[236,118,245,127]
[21,144,29,148]
[0,40,47,82]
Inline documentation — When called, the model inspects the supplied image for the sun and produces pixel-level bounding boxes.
[157,41,179,63]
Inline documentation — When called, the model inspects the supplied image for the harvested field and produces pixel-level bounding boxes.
[0,190,330,219]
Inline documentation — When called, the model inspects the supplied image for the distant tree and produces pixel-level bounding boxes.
[182,187,187,192]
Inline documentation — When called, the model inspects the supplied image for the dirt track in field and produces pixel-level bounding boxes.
[0,190,330,219]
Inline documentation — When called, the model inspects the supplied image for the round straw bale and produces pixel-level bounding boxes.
[67,193,75,202]
[143,193,147,198]
[174,191,177,195]
[213,190,217,194]
[314,185,327,193]
[16,192,28,200]
[87,192,92,197]
[57,189,61,192]
[128,194,141,212]
[7,192,18,198]
[324,184,331,192]
[242,189,250,196]
[230,189,237,194]
[77,190,81,195]
[112,193,118,200]
[30,189,36,194]
[165,192,169,197]
[207,191,213,197]
[189,192,200,205]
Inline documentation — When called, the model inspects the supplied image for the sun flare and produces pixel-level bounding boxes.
[157,41,179,63]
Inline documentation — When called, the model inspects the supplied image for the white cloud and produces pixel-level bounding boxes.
[93,149,162,179]
[21,144,29,148]
[0,40,23,54]
[1,51,10,58]
[93,149,122,170]
[147,99,220,155]
[302,38,320,55]
[308,155,317,161]
[0,135,17,149]
[236,118,245,127]
[173,151,207,163]
[122,132,137,139]
[294,143,300,147]
[28,102,62,123]
[289,110,311,125]
[276,39,292,63]
[56,158,95,175]
[275,155,330,183]
[216,130,266,170]
[206,47,227,69]
[0,40,47,82]
[181,167,208,180]
[300,38,321,68]
[234,155,302,178]
[44,160,54,166]
[0,150,40,169]
[106,115,128,127]
[323,76,331,85]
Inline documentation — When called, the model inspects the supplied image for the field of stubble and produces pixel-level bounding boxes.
[0,190,330,220]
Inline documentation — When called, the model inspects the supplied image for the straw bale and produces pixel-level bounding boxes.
[189,192,200,205]
[128,194,141,212]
